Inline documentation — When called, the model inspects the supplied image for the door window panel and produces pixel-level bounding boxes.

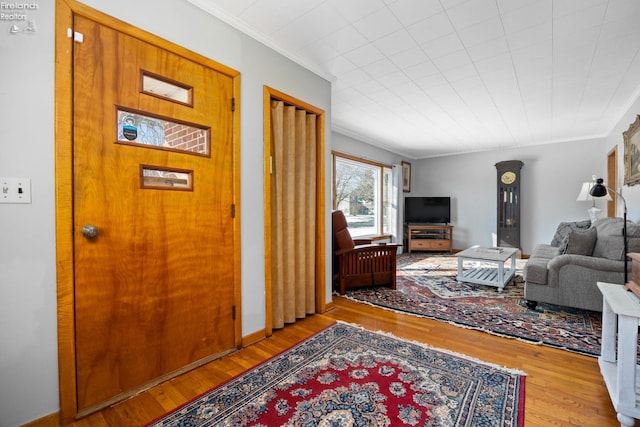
[140,165,193,190]
[141,71,193,106]
[116,108,210,156]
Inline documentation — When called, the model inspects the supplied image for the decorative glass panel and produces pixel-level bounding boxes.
[141,165,193,190]
[141,71,193,106]
[117,108,210,156]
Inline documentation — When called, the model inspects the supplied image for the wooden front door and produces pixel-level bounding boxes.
[72,15,237,412]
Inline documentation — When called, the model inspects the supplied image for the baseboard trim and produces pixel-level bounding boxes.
[21,412,60,427]
[242,328,266,347]
[324,301,336,312]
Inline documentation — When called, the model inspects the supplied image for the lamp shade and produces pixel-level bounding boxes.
[589,178,609,198]
[578,181,612,202]
[576,182,594,201]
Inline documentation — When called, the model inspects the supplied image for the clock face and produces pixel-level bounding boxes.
[501,171,516,185]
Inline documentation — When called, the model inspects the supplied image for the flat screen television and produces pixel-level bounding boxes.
[404,196,451,224]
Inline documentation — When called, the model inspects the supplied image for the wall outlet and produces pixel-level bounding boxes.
[0,177,32,204]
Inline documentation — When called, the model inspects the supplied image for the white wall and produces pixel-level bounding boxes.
[413,138,612,255]
[0,1,59,426]
[0,1,331,425]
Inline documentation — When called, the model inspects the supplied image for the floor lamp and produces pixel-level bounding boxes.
[589,178,628,284]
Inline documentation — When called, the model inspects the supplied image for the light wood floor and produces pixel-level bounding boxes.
[65,296,619,427]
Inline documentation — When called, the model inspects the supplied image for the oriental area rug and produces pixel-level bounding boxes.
[345,254,602,356]
[147,322,525,427]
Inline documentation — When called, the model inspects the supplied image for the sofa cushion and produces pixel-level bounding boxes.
[550,220,592,247]
[628,233,640,253]
[626,222,640,253]
[532,243,561,259]
[561,227,597,256]
[592,218,637,260]
[524,256,550,285]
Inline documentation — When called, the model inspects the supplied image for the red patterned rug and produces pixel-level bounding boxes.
[147,322,525,427]
[344,254,602,356]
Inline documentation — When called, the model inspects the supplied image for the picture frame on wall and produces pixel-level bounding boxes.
[401,161,411,192]
[624,114,640,186]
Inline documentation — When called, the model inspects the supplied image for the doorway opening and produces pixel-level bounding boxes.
[263,86,327,336]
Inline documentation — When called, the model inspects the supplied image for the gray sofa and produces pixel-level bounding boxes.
[524,217,640,312]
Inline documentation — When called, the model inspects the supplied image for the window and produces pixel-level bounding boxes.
[332,152,393,238]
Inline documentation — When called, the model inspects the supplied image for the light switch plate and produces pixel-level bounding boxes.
[0,177,31,204]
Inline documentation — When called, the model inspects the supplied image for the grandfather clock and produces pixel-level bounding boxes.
[496,160,523,249]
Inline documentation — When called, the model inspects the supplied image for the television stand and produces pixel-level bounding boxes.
[405,224,453,254]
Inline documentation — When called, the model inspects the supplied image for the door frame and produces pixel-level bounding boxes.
[607,146,618,217]
[55,0,241,422]
[262,86,327,336]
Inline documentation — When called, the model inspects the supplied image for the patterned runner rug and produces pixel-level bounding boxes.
[147,322,525,427]
[344,254,602,356]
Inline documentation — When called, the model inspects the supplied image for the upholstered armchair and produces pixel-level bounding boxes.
[331,210,400,295]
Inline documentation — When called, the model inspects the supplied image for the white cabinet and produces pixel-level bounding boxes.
[597,282,640,427]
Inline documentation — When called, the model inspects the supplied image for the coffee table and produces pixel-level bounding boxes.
[455,246,518,292]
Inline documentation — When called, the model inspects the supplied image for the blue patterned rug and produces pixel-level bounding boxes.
[147,322,525,427]
[344,254,603,356]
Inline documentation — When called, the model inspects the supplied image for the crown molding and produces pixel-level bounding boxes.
[186,0,336,83]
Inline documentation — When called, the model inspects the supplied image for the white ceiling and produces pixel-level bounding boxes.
[188,0,640,158]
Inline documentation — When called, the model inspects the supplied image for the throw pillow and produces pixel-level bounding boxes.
[561,227,597,256]
[592,218,628,260]
[550,220,592,247]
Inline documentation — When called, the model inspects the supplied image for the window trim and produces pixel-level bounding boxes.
[332,151,392,237]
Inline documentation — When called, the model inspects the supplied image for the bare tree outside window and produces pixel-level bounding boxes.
[335,162,374,215]
[333,155,391,237]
